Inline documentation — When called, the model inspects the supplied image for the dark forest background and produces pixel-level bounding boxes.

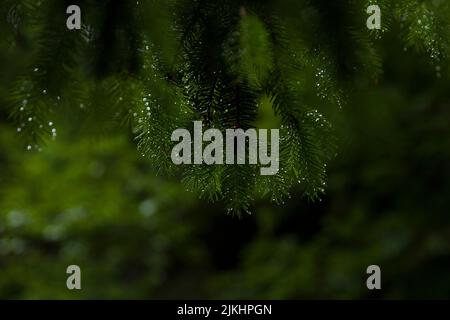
[0,0,449,299]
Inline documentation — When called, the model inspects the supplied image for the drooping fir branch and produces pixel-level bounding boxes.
[8,0,84,149]
[4,0,450,214]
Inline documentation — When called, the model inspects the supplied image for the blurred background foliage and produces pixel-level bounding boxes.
[0,0,450,299]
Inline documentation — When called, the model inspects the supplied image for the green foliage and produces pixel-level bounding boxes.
[3,0,450,213]
[1,0,450,300]
[232,12,274,87]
